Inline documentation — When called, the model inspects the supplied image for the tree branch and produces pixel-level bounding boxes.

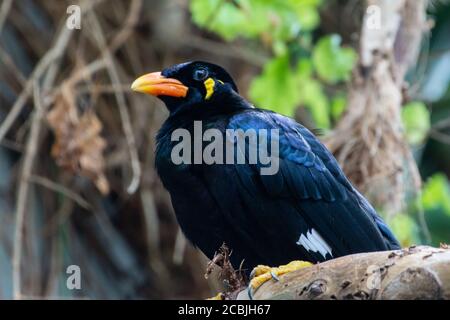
[236,246,450,300]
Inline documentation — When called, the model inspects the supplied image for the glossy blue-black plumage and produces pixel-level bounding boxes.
[154,61,400,274]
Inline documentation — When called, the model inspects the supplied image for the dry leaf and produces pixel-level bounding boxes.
[47,90,110,195]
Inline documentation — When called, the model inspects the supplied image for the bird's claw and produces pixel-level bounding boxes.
[248,260,312,299]
[207,292,224,300]
[270,271,280,281]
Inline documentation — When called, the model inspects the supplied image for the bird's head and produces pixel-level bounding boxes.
[131,61,240,116]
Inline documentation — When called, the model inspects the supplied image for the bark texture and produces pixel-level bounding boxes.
[237,246,450,300]
[325,0,429,214]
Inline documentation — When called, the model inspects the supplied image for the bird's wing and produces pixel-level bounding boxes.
[223,110,398,259]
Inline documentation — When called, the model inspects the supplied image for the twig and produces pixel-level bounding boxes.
[428,117,450,145]
[0,47,26,85]
[28,175,92,210]
[432,117,450,130]
[172,228,187,265]
[0,25,73,144]
[429,129,450,145]
[64,59,108,87]
[43,196,75,237]
[140,188,160,255]
[45,58,108,107]
[0,48,54,144]
[88,2,142,194]
[108,0,143,53]
[182,35,268,67]
[0,0,12,35]
[0,0,105,144]
[0,138,23,152]
[77,84,131,94]
[12,80,46,299]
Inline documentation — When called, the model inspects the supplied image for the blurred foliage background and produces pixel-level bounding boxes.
[0,0,449,299]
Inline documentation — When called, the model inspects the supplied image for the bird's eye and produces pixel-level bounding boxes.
[193,68,208,81]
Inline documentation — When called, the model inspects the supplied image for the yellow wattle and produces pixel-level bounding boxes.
[204,78,215,100]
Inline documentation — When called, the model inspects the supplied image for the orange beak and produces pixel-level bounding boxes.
[131,72,188,98]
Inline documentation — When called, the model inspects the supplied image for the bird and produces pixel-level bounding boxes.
[131,61,400,290]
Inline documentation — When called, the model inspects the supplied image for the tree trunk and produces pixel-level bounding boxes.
[324,0,429,214]
[236,246,450,300]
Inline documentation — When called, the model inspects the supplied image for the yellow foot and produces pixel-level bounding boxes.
[207,292,224,300]
[248,260,312,298]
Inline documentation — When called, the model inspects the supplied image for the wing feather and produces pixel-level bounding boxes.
[225,110,399,258]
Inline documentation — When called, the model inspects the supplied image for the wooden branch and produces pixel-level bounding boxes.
[236,246,450,300]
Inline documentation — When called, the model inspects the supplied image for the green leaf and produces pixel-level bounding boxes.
[401,101,431,145]
[249,56,331,129]
[288,0,321,31]
[386,214,420,247]
[190,0,323,42]
[249,55,301,116]
[190,0,248,41]
[298,78,330,129]
[422,173,450,216]
[330,95,347,121]
[423,204,450,247]
[295,59,330,129]
[312,35,356,84]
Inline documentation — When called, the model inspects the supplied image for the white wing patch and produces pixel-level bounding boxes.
[296,229,333,259]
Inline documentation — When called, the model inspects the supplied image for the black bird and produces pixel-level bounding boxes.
[131,61,400,277]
